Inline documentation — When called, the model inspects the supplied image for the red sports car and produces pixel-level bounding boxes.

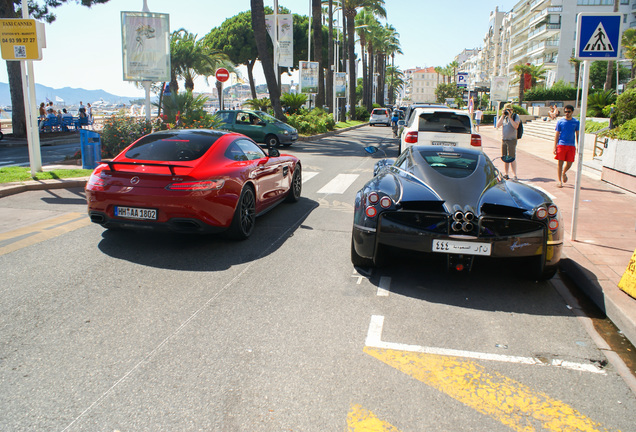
[85,129,302,239]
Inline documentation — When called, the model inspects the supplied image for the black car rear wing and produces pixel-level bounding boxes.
[99,161,191,176]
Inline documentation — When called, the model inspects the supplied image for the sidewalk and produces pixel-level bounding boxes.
[480,124,636,347]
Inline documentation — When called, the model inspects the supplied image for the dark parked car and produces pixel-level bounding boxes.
[352,145,563,279]
[216,110,298,148]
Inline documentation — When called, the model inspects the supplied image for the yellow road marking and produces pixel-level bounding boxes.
[0,212,91,256]
[364,347,618,432]
[346,404,402,432]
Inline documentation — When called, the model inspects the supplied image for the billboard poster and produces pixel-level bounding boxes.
[335,72,346,98]
[121,11,170,82]
[490,76,509,102]
[265,14,293,67]
[299,61,319,94]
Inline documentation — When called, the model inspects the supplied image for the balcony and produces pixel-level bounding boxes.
[530,0,548,12]
[529,9,548,27]
[528,23,561,41]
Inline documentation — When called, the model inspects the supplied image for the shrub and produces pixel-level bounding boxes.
[524,83,579,101]
[586,90,616,117]
[603,117,636,140]
[352,105,369,121]
[156,91,219,129]
[286,108,336,135]
[280,93,308,114]
[101,115,153,158]
[511,105,529,115]
[611,88,636,126]
[244,97,271,111]
[585,120,609,134]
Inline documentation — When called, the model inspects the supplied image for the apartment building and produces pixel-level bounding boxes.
[457,0,634,101]
[404,67,439,103]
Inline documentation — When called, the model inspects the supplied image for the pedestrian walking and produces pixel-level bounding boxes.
[553,104,579,188]
[474,107,483,132]
[495,103,520,180]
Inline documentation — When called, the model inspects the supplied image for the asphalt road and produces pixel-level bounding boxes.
[1,126,635,431]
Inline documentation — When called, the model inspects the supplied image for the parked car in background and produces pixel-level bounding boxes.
[86,129,302,239]
[216,110,298,148]
[398,106,481,153]
[369,108,391,126]
[352,145,562,280]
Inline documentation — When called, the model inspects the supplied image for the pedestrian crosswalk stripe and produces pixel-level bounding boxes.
[316,173,359,194]
[302,171,318,184]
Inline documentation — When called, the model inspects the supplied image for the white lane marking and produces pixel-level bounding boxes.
[377,276,390,296]
[317,173,359,194]
[302,171,318,183]
[351,269,365,284]
[365,315,606,374]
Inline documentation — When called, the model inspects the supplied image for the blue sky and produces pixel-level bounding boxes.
[0,0,519,97]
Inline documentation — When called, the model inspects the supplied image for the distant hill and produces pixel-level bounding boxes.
[0,82,141,107]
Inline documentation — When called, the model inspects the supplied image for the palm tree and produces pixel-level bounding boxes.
[385,26,402,106]
[622,29,636,79]
[312,0,324,107]
[386,66,404,105]
[355,9,374,111]
[343,0,386,119]
[170,29,233,93]
[250,0,285,120]
[513,63,533,102]
[448,61,459,82]
[604,0,620,90]
[569,57,582,86]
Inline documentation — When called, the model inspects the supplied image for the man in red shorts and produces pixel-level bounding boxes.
[553,105,579,188]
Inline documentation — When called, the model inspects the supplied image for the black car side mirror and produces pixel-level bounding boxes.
[268,148,280,157]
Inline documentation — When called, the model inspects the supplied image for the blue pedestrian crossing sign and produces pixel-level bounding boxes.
[576,13,621,60]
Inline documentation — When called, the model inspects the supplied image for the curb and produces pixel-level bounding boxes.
[0,177,89,198]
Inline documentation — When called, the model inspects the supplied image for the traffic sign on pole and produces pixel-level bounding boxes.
[215,67,230,83]
[576,13,621,60]
[457,72,468,88]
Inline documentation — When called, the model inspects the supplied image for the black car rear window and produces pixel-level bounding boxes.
[418,112,471,133]
[418,150,478,178]
[124,131,221,161]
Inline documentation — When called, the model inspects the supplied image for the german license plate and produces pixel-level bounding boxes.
[432,141,457,146]
[432,239,491,256]
[114,206,157,220]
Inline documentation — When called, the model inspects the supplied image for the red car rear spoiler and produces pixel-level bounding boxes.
[100,161,191,176]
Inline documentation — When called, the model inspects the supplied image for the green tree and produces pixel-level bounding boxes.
[587,89,616,117]
[622,28,636,80]
[435,83,462,104]
[343,0,386,119]
[386,66,404,106]
[590,61,630,90]
[203,11,260,99]
[169,29,234,94]
[280,92,308,114]
[0,0,110,138]
[604,0,620,91]
[244,98,271,111]
[312,0,324,107]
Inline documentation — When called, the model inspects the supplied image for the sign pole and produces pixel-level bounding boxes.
[571,59,591,241]
[20,0,41,175]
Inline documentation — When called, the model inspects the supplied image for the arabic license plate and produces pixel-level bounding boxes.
[432,239,491,256]
[114,206,157,220]
[432,141,457,146]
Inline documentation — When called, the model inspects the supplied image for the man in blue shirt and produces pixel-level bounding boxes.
[553,104,579,188]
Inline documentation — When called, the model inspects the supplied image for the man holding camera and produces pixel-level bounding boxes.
[495,103,520,180]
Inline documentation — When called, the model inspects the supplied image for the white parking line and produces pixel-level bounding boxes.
[317,173,359,194]
[365,315,606,374]
[377,276,390,296]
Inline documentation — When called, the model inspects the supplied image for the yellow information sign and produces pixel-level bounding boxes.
[0,19,41,60]
[618,248,636,299]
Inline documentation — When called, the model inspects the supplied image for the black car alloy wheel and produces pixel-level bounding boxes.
[228,186,256,239]
[286,166,302,202]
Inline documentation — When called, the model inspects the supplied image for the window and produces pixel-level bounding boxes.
[417,150,479,179]
[417,112,472,134]
[577,0,614,4]
[234,139,267,161]
[125,131,220,161]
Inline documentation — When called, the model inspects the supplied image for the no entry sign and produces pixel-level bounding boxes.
[215,68,229,82]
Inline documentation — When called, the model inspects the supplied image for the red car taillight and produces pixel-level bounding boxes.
[405,131,418,143]
[87,172,106,190]
[166,179,225,191]
[471,134,482,147]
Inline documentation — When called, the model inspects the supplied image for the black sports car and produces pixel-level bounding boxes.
[352,146,563,280]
